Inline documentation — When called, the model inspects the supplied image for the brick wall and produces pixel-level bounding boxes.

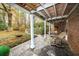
[67,6,79,55]
[54,21,66,34]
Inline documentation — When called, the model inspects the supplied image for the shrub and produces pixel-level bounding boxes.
[0,45,10,56]
[34,22,49,35]
[0,21,7,31]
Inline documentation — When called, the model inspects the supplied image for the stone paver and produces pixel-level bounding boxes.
[9,32,72,56]
[9,35,53,56]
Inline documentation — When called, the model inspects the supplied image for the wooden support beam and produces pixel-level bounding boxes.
[31,3,57,13]
[48,15,68,21]
[62,3,68,15]
[37,11,46,18]
[40,3,51,18]
[53,4,57,17]
[26,4,36,10]
[24,5,32,11]
[68,4,78,17]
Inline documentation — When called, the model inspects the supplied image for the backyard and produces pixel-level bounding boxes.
[0,3,72,56]
[0,31,30,48]
[0,3,49,49]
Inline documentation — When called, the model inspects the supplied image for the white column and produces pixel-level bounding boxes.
[49,22,51,35]
[44,20,46,39]
[30,14,35,49]
[65,20,68,41]
[51,23,54,33]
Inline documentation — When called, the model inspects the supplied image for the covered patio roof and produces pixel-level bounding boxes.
[16,3,77,21]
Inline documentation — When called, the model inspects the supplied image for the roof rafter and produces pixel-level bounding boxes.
[68,4,78,17]
[40,3,51,18]
[31,3,57,13]
[8,3,30,13]
[62,3,68,15]
[36,11,46,18]
[53,4,57,17]
[48,15,68,21]
[26,4,38,10]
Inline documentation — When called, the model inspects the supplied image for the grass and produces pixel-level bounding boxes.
[6,34,30,48]
[0,31,31,48]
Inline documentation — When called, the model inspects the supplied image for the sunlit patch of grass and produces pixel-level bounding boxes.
[0,31,30,48]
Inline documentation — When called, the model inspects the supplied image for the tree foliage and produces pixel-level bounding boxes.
[0,21,7,30]
[34,21,49,35]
